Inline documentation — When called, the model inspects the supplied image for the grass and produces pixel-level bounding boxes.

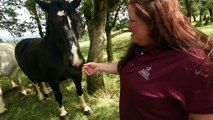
[0,24,212,120]
[197,23,213,36]
[1,74,121,120]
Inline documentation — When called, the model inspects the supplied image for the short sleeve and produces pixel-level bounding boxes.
[169,52,213,114]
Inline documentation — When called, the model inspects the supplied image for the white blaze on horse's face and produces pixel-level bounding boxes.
[57,10,72,30]
[71,43,82,67]
[67,16,72,30]
[57,10,66,16]
[58,9,81,67]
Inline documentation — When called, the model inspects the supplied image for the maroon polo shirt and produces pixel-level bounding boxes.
[119,46,213,120]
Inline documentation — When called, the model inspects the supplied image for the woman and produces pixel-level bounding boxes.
[83,0,213,119]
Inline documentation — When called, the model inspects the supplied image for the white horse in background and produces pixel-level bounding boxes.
[0,43,27,114]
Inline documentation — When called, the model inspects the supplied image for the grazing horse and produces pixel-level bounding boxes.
[15,0,91,119]
[0,43,27,114]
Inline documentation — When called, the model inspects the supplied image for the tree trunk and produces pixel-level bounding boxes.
[32,1,44,38]
[209,7,213,22]
[185,0,192,22]
[86,22,106,95]
[199,9,204,25]
[105,12,114,62]
[106,27,113,62]
[199,0,207,25]
[105,2,121,62]
[84,0,108,95]
[192,13,196,22]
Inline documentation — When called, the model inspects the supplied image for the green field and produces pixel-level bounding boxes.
[0,24,213,120]
[197,23,213,36]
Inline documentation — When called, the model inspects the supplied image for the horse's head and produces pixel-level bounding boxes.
[35,0,83,39]
[35,0,84,67]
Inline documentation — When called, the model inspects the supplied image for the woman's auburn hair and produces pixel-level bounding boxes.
[118,0,213,72]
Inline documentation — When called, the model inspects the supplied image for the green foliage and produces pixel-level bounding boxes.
[82,0,128,31]
[24,0,46,34]
[0,0,25,37]
[195,21,203,27]
[108,1,128,31]
[108,0,120,9]
[83,0,94,21]
[180,0,213,24]
[25,0,36,15]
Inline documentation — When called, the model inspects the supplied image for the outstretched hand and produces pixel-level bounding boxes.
[83,62,99,76]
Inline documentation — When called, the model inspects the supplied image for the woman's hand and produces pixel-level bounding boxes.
[189,113,213,120]
[83,62,118,76]
[83,62,99,76]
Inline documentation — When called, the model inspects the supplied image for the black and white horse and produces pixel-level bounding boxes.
[0,43,27,114]
[15,0,91,119]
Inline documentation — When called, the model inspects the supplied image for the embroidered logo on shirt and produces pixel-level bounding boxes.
[138,67,152,80]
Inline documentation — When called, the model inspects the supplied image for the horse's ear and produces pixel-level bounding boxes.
[70,0,81,9]
[34,0,49,12]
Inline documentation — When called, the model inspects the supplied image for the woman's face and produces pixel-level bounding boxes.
[128,5,155,47]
